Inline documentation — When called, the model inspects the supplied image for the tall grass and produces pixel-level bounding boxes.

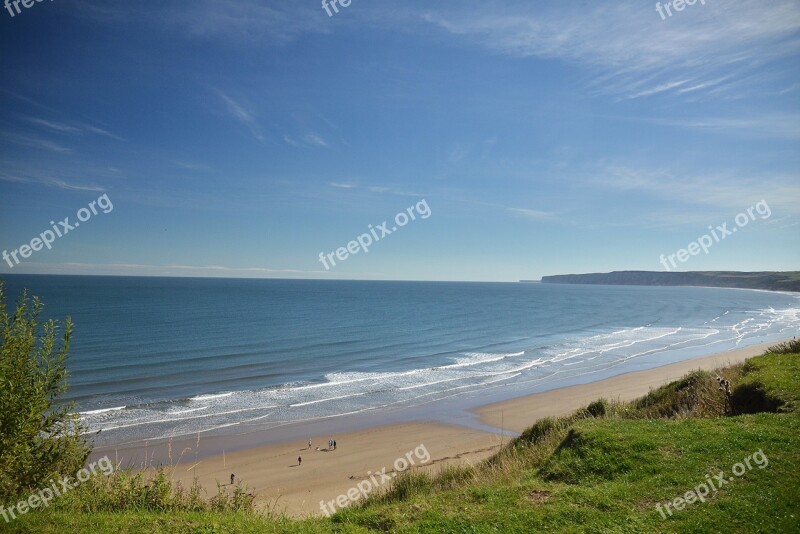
[766,338,800,354]
[52,465,256,514]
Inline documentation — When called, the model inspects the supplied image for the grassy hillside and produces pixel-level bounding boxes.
[7,341,800,533]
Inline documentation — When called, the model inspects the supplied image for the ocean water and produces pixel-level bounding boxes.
[2,275,798,447]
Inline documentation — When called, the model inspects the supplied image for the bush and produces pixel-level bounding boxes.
[766,339,800,355]
[586,399,608,418]
[0,282,90,502]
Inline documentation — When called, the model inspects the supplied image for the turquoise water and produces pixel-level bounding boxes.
[3,275,798,446]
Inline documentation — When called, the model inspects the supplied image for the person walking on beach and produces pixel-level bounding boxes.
[230,473,235,485]
[308,439,312,449]
[298,456,302,466]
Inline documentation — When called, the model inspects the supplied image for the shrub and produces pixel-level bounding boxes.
[766,339,800,355]
[586,399,608,418]
[0,282,90,501]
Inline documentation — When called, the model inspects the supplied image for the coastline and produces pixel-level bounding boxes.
[96,338,792,518]
[473,339,786,432]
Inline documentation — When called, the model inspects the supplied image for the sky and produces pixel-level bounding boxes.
[0,0,798,282]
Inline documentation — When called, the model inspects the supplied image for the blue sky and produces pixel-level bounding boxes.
[0,0,798,281]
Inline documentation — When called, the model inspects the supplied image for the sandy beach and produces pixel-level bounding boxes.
[129,339,788,518]
[157,422,502,518]
[475,340,784,432]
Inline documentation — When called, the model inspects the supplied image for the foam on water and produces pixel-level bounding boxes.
[0,274,780,447]
[81,301,800,445]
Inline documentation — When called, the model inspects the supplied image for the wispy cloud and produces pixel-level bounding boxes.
[657,114,800,140]
[0,171,105,192]
[328,182,424,197]
[626,80,689,100]
[175,0,331,45]
[0,90,58,112]
[283,133,330,148]
[49,179,106,192]
[506,207,553,220]
[305,132,328,147]
[0,173,30,184]
[22,116,125,141]
[171,160,212,172]
[597,165,800,215]
[448,145,468,163]
[74,0,331,46]
[1,132,72,153]
[602,111,800,141]
[283,135,303,147]
[214,89,265,142]
[421,0,800,99]
[24,118,81,134]
[78,123,126,141]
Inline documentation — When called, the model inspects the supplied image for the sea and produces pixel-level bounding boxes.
[2,275,798,448]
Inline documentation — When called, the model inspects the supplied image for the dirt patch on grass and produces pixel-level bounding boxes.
[525,490,551,504]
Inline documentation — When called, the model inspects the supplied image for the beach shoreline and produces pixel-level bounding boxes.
[473,339,786,432]
[90,338,793,518]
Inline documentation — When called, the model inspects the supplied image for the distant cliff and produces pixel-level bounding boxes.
[539,271,800,292]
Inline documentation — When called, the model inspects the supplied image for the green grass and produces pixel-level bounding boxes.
[331,415,799,533]
[5,349,800,533]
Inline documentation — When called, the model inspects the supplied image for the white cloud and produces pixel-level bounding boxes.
[597,165,800,215]
[659,114,800,140]
[328,182,425,197]
[49,179,106,192]
[75,0,331,46]
[1,132,72,153]
[506,207,552,220]
[214,89,265,142]
[0,171,105,192]
[22,116,125,141]
[305,132,329,147]
[283,135,302,147]
[79,123,126,141]
[448,145,468,163]
[24,118,81,134]
[421,0,800,99]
